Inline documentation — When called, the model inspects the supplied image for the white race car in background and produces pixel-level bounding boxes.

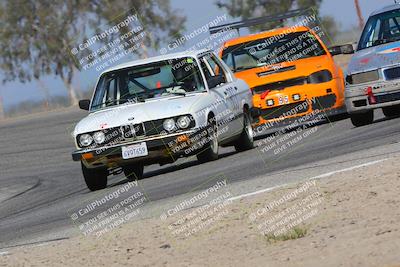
[72,50,254,191]
[346,4,400,127]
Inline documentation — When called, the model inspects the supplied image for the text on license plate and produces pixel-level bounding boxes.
[122,142,148,159]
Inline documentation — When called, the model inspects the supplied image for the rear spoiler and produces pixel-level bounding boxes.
[209,8,315,35]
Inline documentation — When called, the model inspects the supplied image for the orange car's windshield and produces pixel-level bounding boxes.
[222,31,326,73]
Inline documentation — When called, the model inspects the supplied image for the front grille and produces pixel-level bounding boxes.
[350,70,379,84]
[384,67,400,80]
[101,123,145,145]
[77,123,145,149]
[253,77,306,93]
[353,99,367,107]
[312,94,337,110]
[120,124,145,139]
[78,115,195,149]
[260,101,309,120]
[374,91,400,104]
[143,119,165,136]
[257,66,296,77]
[102,127,123,145]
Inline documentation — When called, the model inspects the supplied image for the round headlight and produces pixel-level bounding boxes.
[163,118,176,132]
[79,134,93,147]
[93,131,106,144]
[177,116,191,129]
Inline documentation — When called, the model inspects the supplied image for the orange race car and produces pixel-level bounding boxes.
[211,11,353,132]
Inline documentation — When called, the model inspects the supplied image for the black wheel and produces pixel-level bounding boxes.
[382,105,400,117]
[327,112,349,122]
[81,162,108,191]
[234,111,254,152]
[123,164,144,181]
[350,110,374,127]
[197,116,219,163]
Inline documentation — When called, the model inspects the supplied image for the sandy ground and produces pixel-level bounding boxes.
[1,157,400,267]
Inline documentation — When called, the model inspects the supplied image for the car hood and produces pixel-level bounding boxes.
[347,41,400,74]
[74,93,206,135]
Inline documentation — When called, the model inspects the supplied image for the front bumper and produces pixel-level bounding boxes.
[72,129,206,168]
[253,106,346,136]
[346,80,400,113]
[252,79,345,126]
[253,93,343,125]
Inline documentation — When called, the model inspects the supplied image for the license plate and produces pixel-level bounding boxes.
[122,142,148,159]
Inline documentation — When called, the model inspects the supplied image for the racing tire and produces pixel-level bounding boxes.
[350,110,374,127]
[81,162,108,191]
[197,117,219,163]
[327,112,349,122]
[234,112,255,152]
[382,105,400,118]
[123,164,144,181]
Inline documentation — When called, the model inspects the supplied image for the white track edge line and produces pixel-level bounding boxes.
[227,158,388,202]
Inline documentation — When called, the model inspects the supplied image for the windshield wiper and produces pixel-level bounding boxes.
[235,66,257,71]
[90,99,124,109]
[168,92,186,96]
[91,98,144,109]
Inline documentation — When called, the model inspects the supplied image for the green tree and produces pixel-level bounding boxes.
[216,0,322,27]
[216,0,339,42]
[0,0,185,105]
[320,16,340,42]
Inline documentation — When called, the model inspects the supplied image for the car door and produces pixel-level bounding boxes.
[199,53,242,140]
[208,54,244,137]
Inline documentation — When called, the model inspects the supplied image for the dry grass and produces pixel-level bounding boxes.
[264,226,308,243]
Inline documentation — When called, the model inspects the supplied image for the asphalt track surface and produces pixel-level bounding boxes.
[0,107,399,249]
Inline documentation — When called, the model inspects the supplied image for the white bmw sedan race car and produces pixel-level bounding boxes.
[72,50,254,191]
[346,4,400,127]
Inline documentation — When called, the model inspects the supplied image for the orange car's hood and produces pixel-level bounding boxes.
[233,55,333,89]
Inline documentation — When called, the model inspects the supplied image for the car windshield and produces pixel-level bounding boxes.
[358,8,400,50]
[90,57,206,111]
[221,31,326,72]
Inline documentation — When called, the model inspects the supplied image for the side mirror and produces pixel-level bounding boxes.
[79,99,91,111]
[329,44,355,56]
[341,44,355,54]
[328,46,342,56]
[208,75,225,89]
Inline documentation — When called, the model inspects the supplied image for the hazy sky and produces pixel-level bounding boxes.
[0,0,397,109]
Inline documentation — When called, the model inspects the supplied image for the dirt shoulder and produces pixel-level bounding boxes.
[1,157,400,267]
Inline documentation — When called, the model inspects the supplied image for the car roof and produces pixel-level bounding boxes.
[101,49,209,74]
[222,26,310,48]
[370,4,400,16]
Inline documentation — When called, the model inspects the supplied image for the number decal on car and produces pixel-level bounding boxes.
[278,95,289,105]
